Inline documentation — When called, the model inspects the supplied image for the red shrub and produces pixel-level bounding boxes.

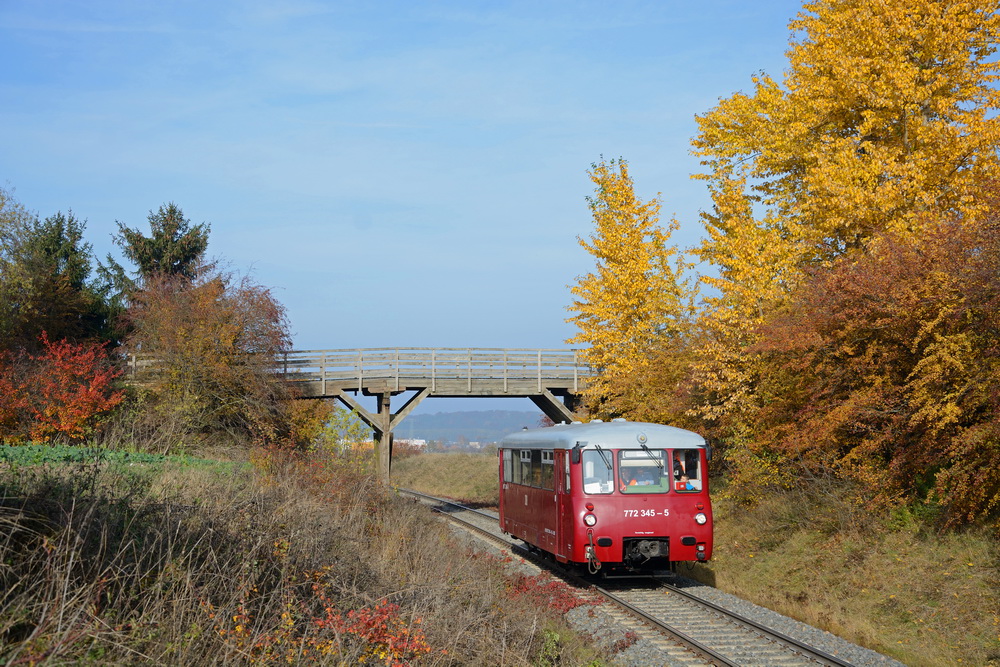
[506,572,600,615]
[0,333,124,444]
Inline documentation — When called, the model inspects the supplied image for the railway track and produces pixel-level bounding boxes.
[398,487,858,667]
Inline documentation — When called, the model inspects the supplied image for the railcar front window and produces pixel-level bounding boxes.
[618,449,670,494]
[581,451,614,494]
[672,449,703,492]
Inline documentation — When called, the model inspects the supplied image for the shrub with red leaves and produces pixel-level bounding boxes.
[0,332,124,444]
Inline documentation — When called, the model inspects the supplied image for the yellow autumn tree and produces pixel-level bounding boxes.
[567,159,693,418]
[690,0,1000,430]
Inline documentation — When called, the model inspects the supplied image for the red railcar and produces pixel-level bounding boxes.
[498,419,712,575]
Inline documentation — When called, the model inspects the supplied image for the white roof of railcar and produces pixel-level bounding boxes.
[498,419,705,451]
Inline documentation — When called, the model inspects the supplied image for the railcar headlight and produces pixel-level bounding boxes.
[694,512,707,525]
[583,513,597,527]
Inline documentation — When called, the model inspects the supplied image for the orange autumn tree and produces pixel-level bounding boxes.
[750,213,1000,526]
[566,159,694,419]
[127,265,292,446]
[689,0,1000,482]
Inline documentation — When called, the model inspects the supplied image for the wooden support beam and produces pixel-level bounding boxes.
[333,389,380,432]
[530,388,577,424]
[334,388,391,481]
[335,388,432,483]
[390,387,430,431]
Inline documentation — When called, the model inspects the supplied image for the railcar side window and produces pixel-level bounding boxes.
[581,451,614,494]
[618,449,670,494]
[530,450,542,487]
[502,449,512,483]
[540,450,554,490]
[672,449,703,492]
[564,454,571,492]
[520,450,532,487]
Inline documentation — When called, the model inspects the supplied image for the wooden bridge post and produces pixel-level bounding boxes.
[375,392,393,482]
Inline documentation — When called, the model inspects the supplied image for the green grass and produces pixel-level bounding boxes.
[0,443,243,470]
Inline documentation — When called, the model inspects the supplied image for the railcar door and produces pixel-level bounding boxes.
[498,449,506,528]
[555,450,574,562]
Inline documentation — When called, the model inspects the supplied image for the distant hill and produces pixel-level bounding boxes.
[394,410,544,444]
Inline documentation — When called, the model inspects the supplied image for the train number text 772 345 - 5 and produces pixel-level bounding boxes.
[623,509,669,518]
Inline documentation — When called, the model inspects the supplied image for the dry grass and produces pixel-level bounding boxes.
[398,451,1000,666]
[392,452,499,507]
[0,450,603,665]
[686,481,1000,666]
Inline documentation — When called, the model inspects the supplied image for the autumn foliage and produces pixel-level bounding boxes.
[687,0,1000,430]
[0,333,123,444]
[685,0,1000,526]
[750,217,1000,524]
[567,158,694,418]
[126,267,293,444]
[570,1,1000,528]
[205,575,434,665]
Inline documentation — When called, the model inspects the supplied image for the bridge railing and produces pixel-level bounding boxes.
[279,347,590,393]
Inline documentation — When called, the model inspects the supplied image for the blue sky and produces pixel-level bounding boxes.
[1,1,801,412]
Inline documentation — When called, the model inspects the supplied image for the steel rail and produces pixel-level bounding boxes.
[398,488,737,666]
[394,487,497,520]
[398,487,860,667]
[657,581,855,667]
[584,578,738,666]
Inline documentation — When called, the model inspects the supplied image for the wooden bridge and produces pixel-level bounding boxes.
[280,348,590,478]
[127,347,590,479]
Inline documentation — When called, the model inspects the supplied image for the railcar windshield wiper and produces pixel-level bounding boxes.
[640,443,664,470]
[594,444,613,470]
